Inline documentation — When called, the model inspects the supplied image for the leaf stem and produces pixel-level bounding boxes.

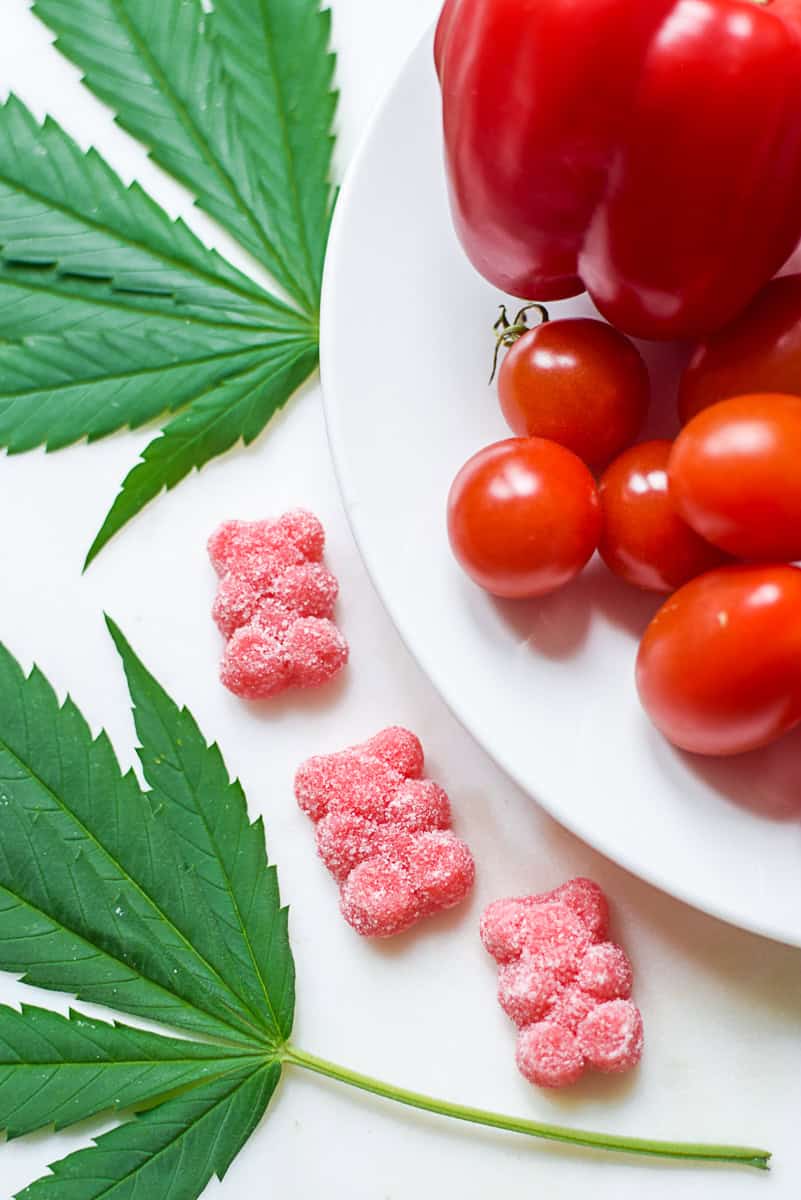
[284,1046,770,1171]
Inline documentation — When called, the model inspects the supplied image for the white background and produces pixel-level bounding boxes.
[0,1,799,1198]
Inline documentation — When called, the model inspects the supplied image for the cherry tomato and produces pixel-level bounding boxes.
[598,441,726,593]
[669,393,801,562]
[447,438,601,598]
[679,274,801,425]
[636,566,801,756]
[498,317,649,467]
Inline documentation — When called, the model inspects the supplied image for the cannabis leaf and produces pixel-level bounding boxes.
[0,1006,259,1141]
[0,621,294,1197]
[87,338,318,565]
[0,626,772,1198]
[16,1065,280,1200]
[212,0,338,304]
[0,641,280,1046]
[108,617,295,1046]
[0,96,282,321]
[0,327,283,454]
[31,0,330,311]
[0,0,333,562]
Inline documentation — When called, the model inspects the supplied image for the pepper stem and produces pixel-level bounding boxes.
[490,302,550,384]
[284,1045,770,1170]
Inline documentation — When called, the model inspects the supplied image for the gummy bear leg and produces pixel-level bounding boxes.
[220,627,292,699]
[516,1022,586,1088]
[285,618,349,688]
[577,1000,644,1074]
[339,858,421,938]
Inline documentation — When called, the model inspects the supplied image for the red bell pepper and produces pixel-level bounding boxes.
[435,0,801,340]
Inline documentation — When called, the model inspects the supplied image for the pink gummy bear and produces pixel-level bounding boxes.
[208,511,348,700]
[295,727,475,937]
[481,879,643,1088]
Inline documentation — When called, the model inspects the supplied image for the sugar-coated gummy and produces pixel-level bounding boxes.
[578,942,633,1000]
[364,727,425,778]
[295,751,364,822]
[316,811,421,884]
[518,903,590,983]
[220,628,291,700]
[272,563,338,618]
[577,1000,644,1074]
[209,511,347,700]
[208,519,302,577]
[323,758,400,825]
[480,898,532,963]
[482,879,642,1088]
[547,985,598,1034]
[212,572,262,639]
[516,1022,585,1089]
[277,508,326,561]
[340,859,420,938]
[296,728,475,937]
[283,618,348,688]
[252,597,297,637]
[208,519,271,576]
[546,878,610,943]
[386,779,451,832]
[480,898,588,973]
[498,957,562,1027]
[315,810,381,882]
[403,831,475,915]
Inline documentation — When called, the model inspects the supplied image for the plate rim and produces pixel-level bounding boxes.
[319,26,800,951]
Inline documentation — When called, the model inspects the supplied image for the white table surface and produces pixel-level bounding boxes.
[0,2,799,1197]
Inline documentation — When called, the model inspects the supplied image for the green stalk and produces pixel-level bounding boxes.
[285,1046,770,1171]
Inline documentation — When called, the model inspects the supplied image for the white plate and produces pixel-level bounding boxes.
[320,28,801,948]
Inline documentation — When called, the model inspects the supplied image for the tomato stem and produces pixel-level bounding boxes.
[490,302,549,383]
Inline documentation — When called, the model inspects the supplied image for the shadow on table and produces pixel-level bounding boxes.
[234,663,351,719]
[680,725,801,824]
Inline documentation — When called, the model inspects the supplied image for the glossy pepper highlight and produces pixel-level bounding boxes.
[435,0,801,340]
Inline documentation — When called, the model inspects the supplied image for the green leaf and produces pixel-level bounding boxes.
[32,0,322,311]
[0,627,291,1198]
[0,0,337,559]
[87,338,319,564]
[0,325,288,453]
[0,268,273,340]
[16,1062,280,1200]
[108,620,295,1046]
[0,1004,259,1140]
[212,0,339,309]
[0,95,284,321]
[0,644,271,1044]
[0,880,238,1046]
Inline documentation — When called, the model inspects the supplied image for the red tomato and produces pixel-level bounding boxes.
[498,318,649,468]
[598,441,726,593]
[447,438,601,598]
[679,274,801,425]
[636,566,801,757]
[669,393,801,561]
